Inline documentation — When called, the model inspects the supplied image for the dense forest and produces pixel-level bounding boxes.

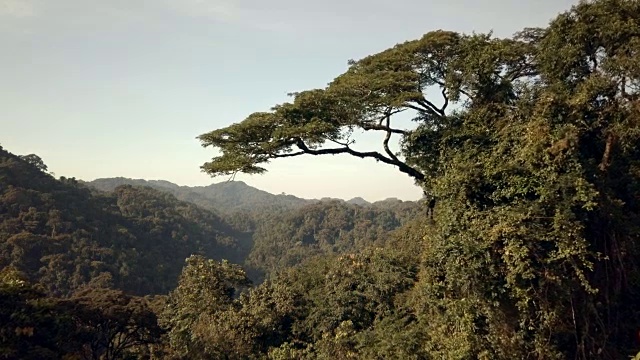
[0,146,421,358]
[2,0,640,358]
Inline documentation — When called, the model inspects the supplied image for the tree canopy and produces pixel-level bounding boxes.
[198,0,640,358]
[18,154,49,174]
[198,28,538,187]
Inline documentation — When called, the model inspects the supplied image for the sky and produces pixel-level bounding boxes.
[1,0,579,201]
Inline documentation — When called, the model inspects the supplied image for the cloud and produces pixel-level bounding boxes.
[0,0,36,17]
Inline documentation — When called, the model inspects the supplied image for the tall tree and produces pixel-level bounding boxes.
[18,154,49,174]
[198,0,640,358]
[161,255,251,359]
[198,30,534,190]
[67,287,164,360]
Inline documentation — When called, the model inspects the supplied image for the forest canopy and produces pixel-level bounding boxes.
[197,0,640,358]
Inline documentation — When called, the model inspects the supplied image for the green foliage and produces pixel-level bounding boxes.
[161,255,251,359]
[0,269,162,360]
[247,199,422,280]
[260,247,421,359]
[194,0,640,358]
[18,154,49,174]
[403,1,640,358]
[0,148,250,295]
[157,242,422,359]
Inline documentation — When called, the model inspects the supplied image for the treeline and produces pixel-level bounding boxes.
[2,146,416,295]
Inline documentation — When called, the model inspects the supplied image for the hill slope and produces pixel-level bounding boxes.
[0,148,250,296]
[87,177,313,213]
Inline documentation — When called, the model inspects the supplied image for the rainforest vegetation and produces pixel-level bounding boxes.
[2,0,640,358]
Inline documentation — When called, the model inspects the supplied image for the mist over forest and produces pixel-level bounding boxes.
[2,1,640,359]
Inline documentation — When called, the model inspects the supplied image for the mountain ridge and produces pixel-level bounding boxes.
[85,177,421,212]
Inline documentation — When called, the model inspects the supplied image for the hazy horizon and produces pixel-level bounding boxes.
[2,0,578,202]
[84,175,409,202]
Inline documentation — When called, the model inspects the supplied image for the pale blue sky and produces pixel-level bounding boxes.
[2,0,577,201]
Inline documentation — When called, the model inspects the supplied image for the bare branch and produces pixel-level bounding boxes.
[458,88,474,100]
[226,171,239,182]
[440,88,449,113]
[415,98,445,117]
[404,103,431,114]
[290,138,425,181]
[505,63,538,81]
[272,151,305,158]
[599,133,617,172]
[382,114,400,162]
[328,138,355,147]
[405,101,447,123]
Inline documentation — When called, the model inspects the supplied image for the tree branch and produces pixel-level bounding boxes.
[599,133,617,172]
[505,62,538,81]
[272,151,305,158]
[290,138,425,181]
[382,114,400,162]
[328,138,355,147]
[440,88,449,113]
[415,98,445,117]
[431,77,475,101]
[361,122,409,135]
[409,81,449,117]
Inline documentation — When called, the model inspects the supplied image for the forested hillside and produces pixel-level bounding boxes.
[0,147,250,296]
[0,146,423,358]
[246,199,422,280]
[1,145,418,292]
[87,176,424,282]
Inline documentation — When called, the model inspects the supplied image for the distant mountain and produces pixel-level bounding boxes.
[372,197,403,205]
[86,177,314,213]
[346,197,370,206]
[86,177,419,214]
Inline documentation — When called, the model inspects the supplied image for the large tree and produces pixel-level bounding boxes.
[198,29,534,189]
[161,255,251,359]
[18,154,49,174]
[199,0,640,358]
